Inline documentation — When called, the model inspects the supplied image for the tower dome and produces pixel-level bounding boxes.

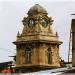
[28,4,47,15]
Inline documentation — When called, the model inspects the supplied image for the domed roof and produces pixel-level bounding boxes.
[28,4,47,15]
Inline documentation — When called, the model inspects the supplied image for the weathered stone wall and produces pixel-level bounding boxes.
[72,19,75,66]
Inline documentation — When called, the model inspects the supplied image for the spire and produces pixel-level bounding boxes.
[17,31,20,37]
[56,32,58,37]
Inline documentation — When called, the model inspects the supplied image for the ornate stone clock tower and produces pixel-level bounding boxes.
[13,4,62,73]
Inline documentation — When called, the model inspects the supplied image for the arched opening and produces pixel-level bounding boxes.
[25,47,31,64]
[47,47,52,64]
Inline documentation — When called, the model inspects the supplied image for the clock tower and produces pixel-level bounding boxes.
[13,4,62,73]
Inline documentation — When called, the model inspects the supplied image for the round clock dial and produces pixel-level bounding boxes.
[28,18,35,28]
[41,18,48,28]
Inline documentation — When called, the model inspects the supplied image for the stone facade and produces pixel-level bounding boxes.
[71,19,75,67]
[13,4,62,73]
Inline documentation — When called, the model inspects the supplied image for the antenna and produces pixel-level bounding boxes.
[68,28,72,63]
[71,14,75,19]
[68,14,73,63]
[71,14,75,15]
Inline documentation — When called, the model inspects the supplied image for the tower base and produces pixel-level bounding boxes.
[15,65,60,73]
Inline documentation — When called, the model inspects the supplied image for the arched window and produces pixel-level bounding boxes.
[25,47,31,64]
[47,47,52,64]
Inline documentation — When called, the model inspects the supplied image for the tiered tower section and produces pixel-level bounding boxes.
[13,4,62,73]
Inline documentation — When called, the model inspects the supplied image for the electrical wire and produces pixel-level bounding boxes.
[0,48,16,54]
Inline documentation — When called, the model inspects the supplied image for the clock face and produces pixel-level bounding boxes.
[28,18,35,28]
[41,18,48,28]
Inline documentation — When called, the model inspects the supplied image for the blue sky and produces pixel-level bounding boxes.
[0,0,75,62]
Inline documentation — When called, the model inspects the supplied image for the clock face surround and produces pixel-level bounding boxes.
[28,17,48,28]
[28,18,35,28]
[40,17,48,28]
